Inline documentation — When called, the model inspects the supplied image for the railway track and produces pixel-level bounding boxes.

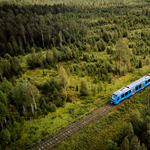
[31,101,125,150]
[31,81,150,150]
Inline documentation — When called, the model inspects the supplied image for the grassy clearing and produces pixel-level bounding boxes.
[21,68,57,84]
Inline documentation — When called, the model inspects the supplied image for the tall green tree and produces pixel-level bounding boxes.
[46,52,53,65]
[0,77,12,94]
[0,129,11,147]
[120,136,130,150]
[115,39,128,77]
[12,81,40,115]
[0,91,8,106]
[130,135,141,150]
[0,102,9,124]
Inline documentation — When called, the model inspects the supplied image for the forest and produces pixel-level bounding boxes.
[1,0,150,149]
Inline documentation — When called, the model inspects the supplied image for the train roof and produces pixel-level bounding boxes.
[113,74,150,95]
[126,74,150,88]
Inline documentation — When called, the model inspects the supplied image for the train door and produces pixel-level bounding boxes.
[132,88,135,95]
[142,82,144,89]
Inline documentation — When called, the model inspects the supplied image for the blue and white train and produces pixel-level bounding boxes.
[110,74,150,104]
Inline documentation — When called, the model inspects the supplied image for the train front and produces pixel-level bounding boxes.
[110,93,117,104]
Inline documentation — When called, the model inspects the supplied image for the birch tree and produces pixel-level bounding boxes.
[12,81,40,115]
[58,66,68,92]
[115,39,128,77]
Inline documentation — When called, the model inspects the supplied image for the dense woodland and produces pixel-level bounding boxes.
[1,0,150,149]
[104,110,149,150]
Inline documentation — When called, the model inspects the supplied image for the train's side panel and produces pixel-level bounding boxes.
[114,80,148,104]
[111,75,150,105]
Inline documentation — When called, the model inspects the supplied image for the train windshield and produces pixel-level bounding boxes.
[112,94,117,100]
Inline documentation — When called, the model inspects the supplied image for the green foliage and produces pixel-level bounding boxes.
[56,96,65,107]
[0,90,8,106]
[0,129,11,146]
[104,140,118,150]
[68,108,75,114]
[120,136,130,150]
[0,102,9,123]
[0,77,12,94]
[97,39,106,51]
[118,122,134,144]
[130,135,141,150]
[12,81,40,116]
[1,1,150,149]
[80,80,88,96]
[49,103,57,112]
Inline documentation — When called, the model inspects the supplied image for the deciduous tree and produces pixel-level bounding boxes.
[115,39,128,77]
[58,66,68,92]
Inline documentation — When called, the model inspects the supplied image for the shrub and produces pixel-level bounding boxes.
[43,108,48,115]
[49,103,57,112]
[56,96,65,107]
[68,108,75,114]
[80,80,88,96]
[67,91,76,102]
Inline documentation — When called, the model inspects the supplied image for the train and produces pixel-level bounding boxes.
[110,74,150,104]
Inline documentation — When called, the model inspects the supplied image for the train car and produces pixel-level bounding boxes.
[110,74,150,104]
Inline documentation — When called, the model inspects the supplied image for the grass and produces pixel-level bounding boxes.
[21,68,57,84]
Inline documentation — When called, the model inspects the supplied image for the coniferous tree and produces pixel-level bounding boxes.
[120,136,130,150]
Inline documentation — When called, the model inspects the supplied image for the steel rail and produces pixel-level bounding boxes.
[31,86,148,150]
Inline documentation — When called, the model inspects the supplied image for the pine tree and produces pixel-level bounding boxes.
[120,136,130,150]
[130,135,141,150]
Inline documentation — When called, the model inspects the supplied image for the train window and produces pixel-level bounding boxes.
[136,86,138,90]
[117,97,119,101]
[129,90,131,94]
[149,79,150,82]
[125,92,128,96]
[146,81,148,84]
[139,84,141,88]
[121,94,124,98]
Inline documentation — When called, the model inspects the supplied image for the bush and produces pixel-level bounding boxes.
[56,97,65,107]
[93,76,98,84]
[80,80,88,96]
[67,91,76,102]
[43,108,48,115]
[49,104,57,112]
[68,108,75,114]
